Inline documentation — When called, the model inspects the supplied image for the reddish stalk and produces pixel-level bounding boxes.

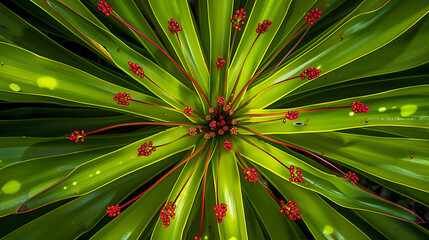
[222,28,238,97]
[242,106,350,118]
[118,141,207,209]
[241,127,346,176]
[234,75,301,113]
[227,34,261,104]
[197,144,214,240]
[270,26,311,74]
[109,15,210,106]
[85,122,194,135]
[145,75,186,107]
[171,146,207,206]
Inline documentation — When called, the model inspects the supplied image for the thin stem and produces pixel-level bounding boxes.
[119,140,207,209]
[198,144,214,239]
[234,76,301,113]
[153,134,189,148]
[227,34,260,104]
[239,135,290,170]
[222,28,238,97]
[231,22,308,106]
[110,14,210,106]
[172,147,207,205]
[242,106,350,118]
[86,122,194,135]
[216,140,222,204]
[270,25,311,74]
[241,127,346,176]
[145,75,186,107]
[129,99,180,113]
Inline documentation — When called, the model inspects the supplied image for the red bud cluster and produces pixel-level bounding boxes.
[137,141,156,156]
[256,20,272,34]
[224,140,232,151]
[304,8,323,26]
[159,201,176,227]
[288,165,304,183]
[231,8,246,31]
[113,92,131,105]
[213,203,228,223]
[184,106,194,116]
[97,1,113,17]
[68,130,86,143]
[216,56,227,69]
[345,171,359,184]
[279,200,301,221]
[106,204,121,217]
[285,110,299,121]
[128,62,144,78]
[351,101,369,113]
[300,68,321,80]
[168,18,182,34]
[243,167,259,182]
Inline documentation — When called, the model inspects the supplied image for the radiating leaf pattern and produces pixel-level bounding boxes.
[0,0,428,239]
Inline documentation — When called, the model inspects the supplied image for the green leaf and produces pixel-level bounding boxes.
[19,127,193,212]
[355,210,429,239]
[242,85,429,134]
[242,177,306,239]
[0,42,187,122]
[286,14,429,100]
[245,0,429,108]
[148,0,210,93]
[226,0,291,98]
[235,136,422,221]
[31,0,201,112]
[2,157,177,239]
[89,162,183,240]
[151,141,209,239]
[274,132,429,192]
[212,146,248,240]
[264,169,371,240]
[207,0,233,103]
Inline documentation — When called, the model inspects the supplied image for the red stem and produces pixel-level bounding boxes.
[198,144,214,239]
[243,106,350,118]
[119,141,207,209]
[234,75,301,113]
[110,14,210,106]
[270,25,311,74]
[86,122,194,135]
[227,34,260,104]
[145,75,186,107]
[241,127,346,176]
[223,28,238,97]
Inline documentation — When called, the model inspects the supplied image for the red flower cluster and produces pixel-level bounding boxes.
[128,62,144,78]
[159,201,176,227]
[97,1,112,17]
[113,92,131,105]
[256,20,272,34]
[137,141,156,156]
[224,140,232,151]
[351,101,369,113]
[184,106,194,116]
[285,110,299,120]
[345,171,359,184]
[279,200,301,221]
[216,56,227,69]
[289,165,304,183]
[217,96,226,105]
[243,167,259,182]
[68,130,86,143]
[168,18,182,34]
[305,8,323,25]
[300,68,321,80]
[213,203,228,223]
[231,8,246,31]
[106,204,121,217]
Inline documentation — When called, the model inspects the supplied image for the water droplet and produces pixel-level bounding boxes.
[96,171,100,175]
[9,83,20,92]
[323,225,333,234]
[400,104,417,117]
[73,181,77,185]
[2,180,21,194]
[348,112,354,116]
[63,186,67,190]
[378,107,387,112]
[37,77,57,90]
[294,122,303,126]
